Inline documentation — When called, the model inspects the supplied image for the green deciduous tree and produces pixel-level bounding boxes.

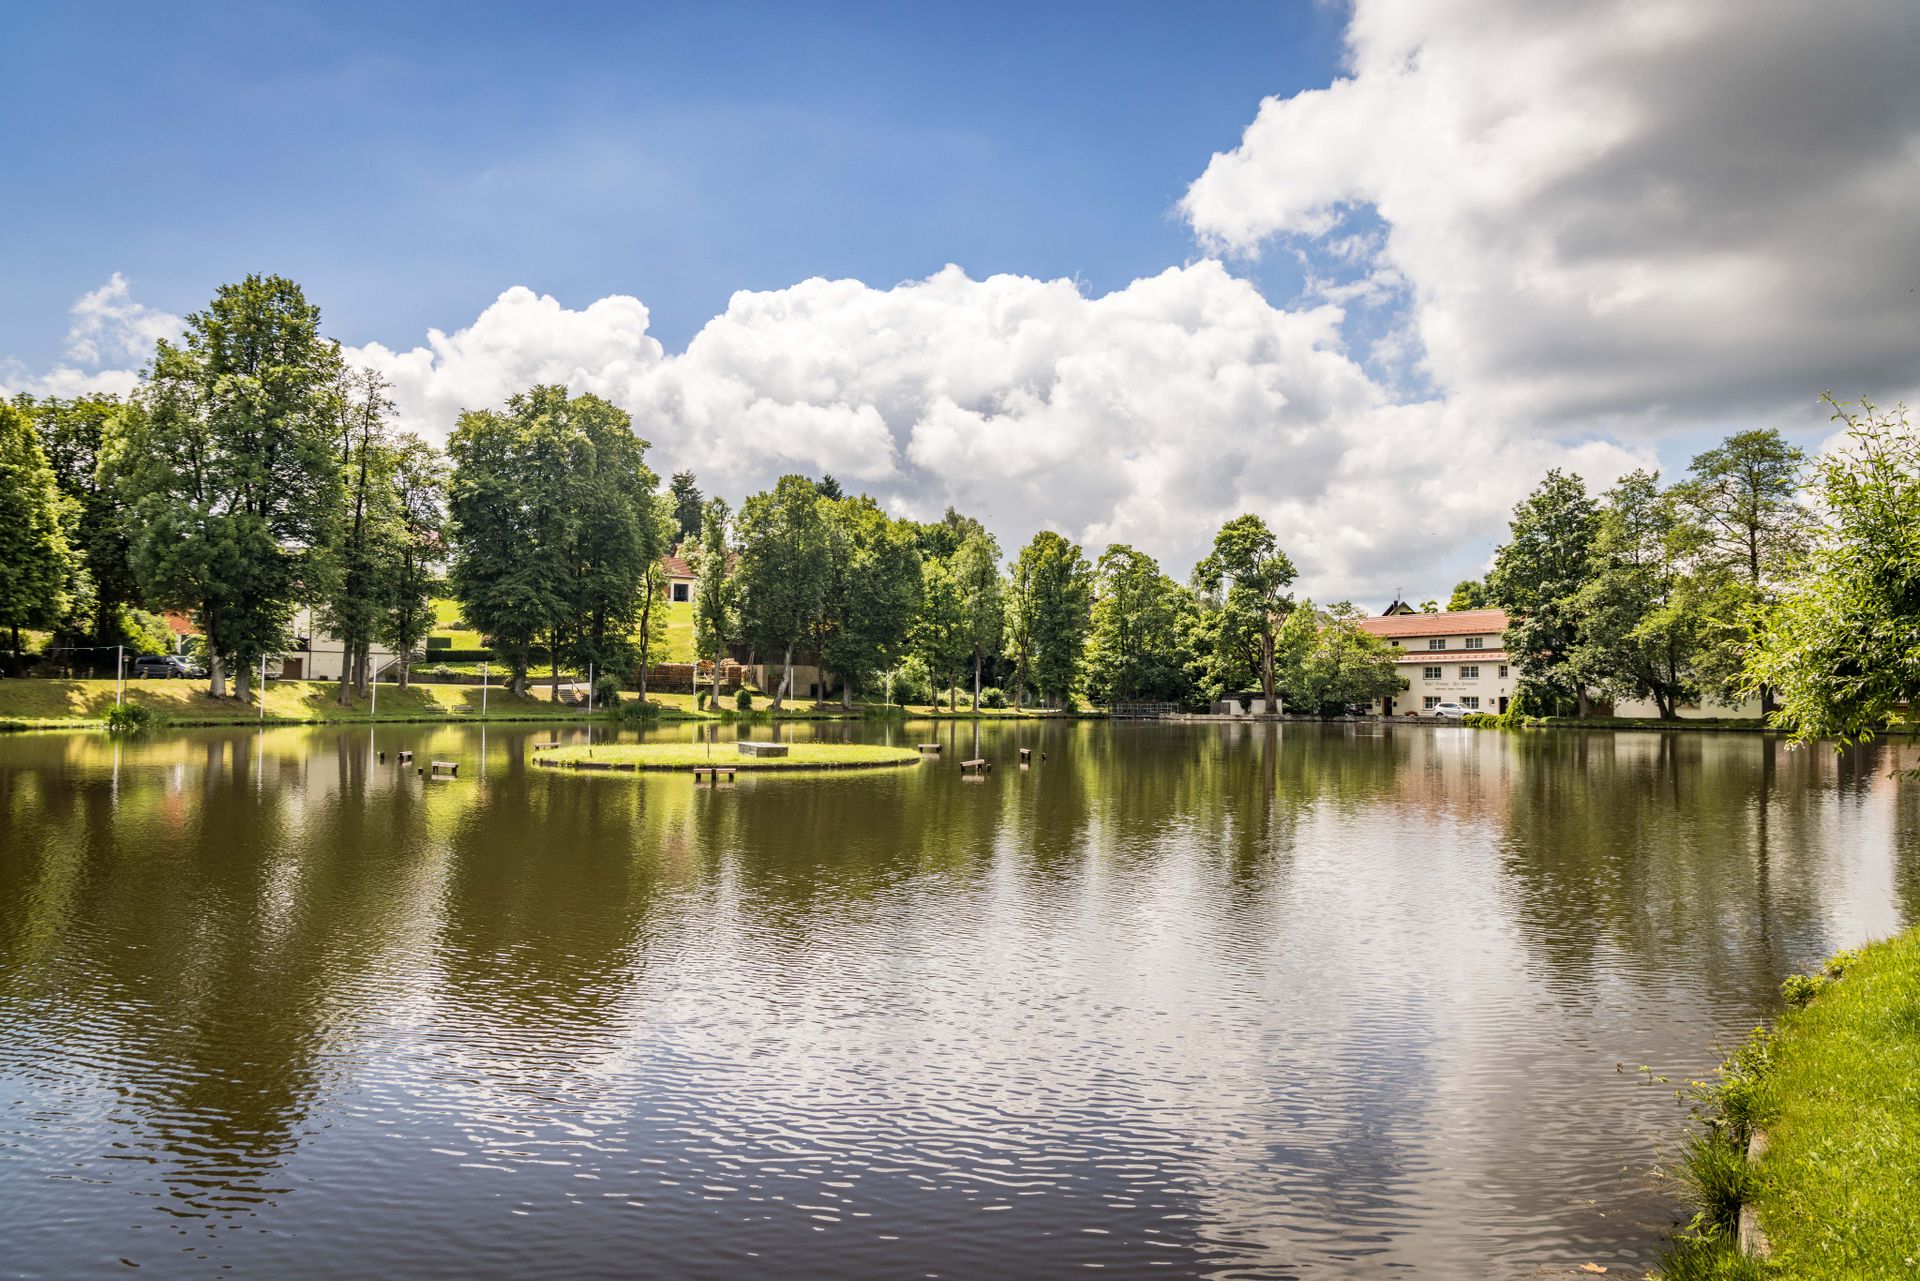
[950,531,1004,710]
[447,388,588,697]
[21,392,140,646]
[562,396,664,690]
[1745,400,1920,742]
[1448,578,1490,611]
[691,498,736,704]
[1673,428,1812,712]
[378,434,445,690]
[1086,544,1189,704]
[0,402,75,672]
[912,555,971,709]
[1278,602,1404,715]
[318,368,405,704]
[818,495,923,708]
[1193,514,1297,711]
[1488,470,1600,715]
[735,474,829,710]
[1569,471,1719,719]
[123,275,346,699]
[1007,531,1093,708]
[631,494,678,703]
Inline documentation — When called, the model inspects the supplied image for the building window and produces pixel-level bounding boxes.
[672,583,690,602]
[1465,636,1484,650]
[1498,665,1508,679]
[1460,665,1479,679]
[1423,696,1440,709]
[1462,696,1480,709]
[1422,665,1441,680]
[1428,638,1447,650]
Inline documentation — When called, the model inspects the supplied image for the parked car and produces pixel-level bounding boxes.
[1430,701,1472,719]
[132,654,204,679]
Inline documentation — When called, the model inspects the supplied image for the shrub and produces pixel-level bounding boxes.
[594,674,622,708]
[104,702,162,733]
[1780,972,1828,1007]
[979,686,1008,709]
[735,687,753,711]
[617,699,656,725]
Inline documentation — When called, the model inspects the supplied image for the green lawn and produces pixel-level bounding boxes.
[1748,931,1920,1278]
[662,599,696,663]
[0,678,580,728]
[427,597,485,650]
[1661,929,1920,1280]
[534,741,922,771]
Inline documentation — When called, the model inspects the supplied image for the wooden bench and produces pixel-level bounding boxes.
[1017,747,1032,764]
[960,757,991,774]
[397,750,414,764]
[530,741,561,753]
[736,741,788,758]
[693,765,736,783]
[917,742,942,753]
[429,760,458,778]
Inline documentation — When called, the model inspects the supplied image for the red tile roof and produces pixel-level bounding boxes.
[1359,608,1507,639]
[662,555,694,578]
[1392,650,1509,664]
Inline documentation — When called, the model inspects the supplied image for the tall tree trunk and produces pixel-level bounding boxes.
[338,651,353,706]
[842,678,854,710]
[235,660,253,704]
[209,652,226,699]
[8,624,19,677]
[972,650,982,711]
[774,643,794,712]
[397,651,411,692]
[1575,688,1591,718]
[550,633,562,705]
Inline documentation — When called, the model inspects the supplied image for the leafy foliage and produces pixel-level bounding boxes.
[0,401,74,668]
[1192,514,1297,709]
[1007,531,1093,708]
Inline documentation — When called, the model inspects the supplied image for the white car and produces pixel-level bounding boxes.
[1430,702,1472,719]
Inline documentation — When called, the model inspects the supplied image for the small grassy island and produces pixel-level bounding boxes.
[533,741,924,772]
[1662,929,1920,1280]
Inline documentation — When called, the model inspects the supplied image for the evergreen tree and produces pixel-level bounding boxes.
[668,470,704,544]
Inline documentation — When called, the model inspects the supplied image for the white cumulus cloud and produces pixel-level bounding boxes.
[1182,0,1920,429]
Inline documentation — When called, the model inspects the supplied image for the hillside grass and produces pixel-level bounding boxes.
[534,741,922,771]
[0,678,580,728]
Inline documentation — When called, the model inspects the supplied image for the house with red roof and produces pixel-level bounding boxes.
[1360,607,1514,716]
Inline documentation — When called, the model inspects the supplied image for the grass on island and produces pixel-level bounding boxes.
[1659,929,1920,1281]
[534,741,923,771]
[0,678,579,728]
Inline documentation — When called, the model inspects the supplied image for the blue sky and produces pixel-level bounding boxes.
[6,2,1912,599]
[1,1,1344,362]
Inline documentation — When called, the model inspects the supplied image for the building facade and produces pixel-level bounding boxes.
[1360,608,1516,716]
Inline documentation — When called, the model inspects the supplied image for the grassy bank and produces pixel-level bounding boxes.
[0,678,581,729]
[535,741,923,771]
[1661,930,1920,1279]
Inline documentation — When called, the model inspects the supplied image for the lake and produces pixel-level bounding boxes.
[1,720,1912,1279]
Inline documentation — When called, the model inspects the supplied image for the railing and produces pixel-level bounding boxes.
[1110,701,1182,720]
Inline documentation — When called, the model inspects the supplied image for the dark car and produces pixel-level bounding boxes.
[132,654,203,679]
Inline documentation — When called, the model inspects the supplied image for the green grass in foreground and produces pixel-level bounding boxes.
[535,741,923,771]
[0,678,578,727]
[1659,930,1920,1280]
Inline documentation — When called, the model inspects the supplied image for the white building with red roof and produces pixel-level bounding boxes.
[1359,607,1514,716]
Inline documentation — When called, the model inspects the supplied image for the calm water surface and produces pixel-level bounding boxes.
[2,721,1914,1279]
